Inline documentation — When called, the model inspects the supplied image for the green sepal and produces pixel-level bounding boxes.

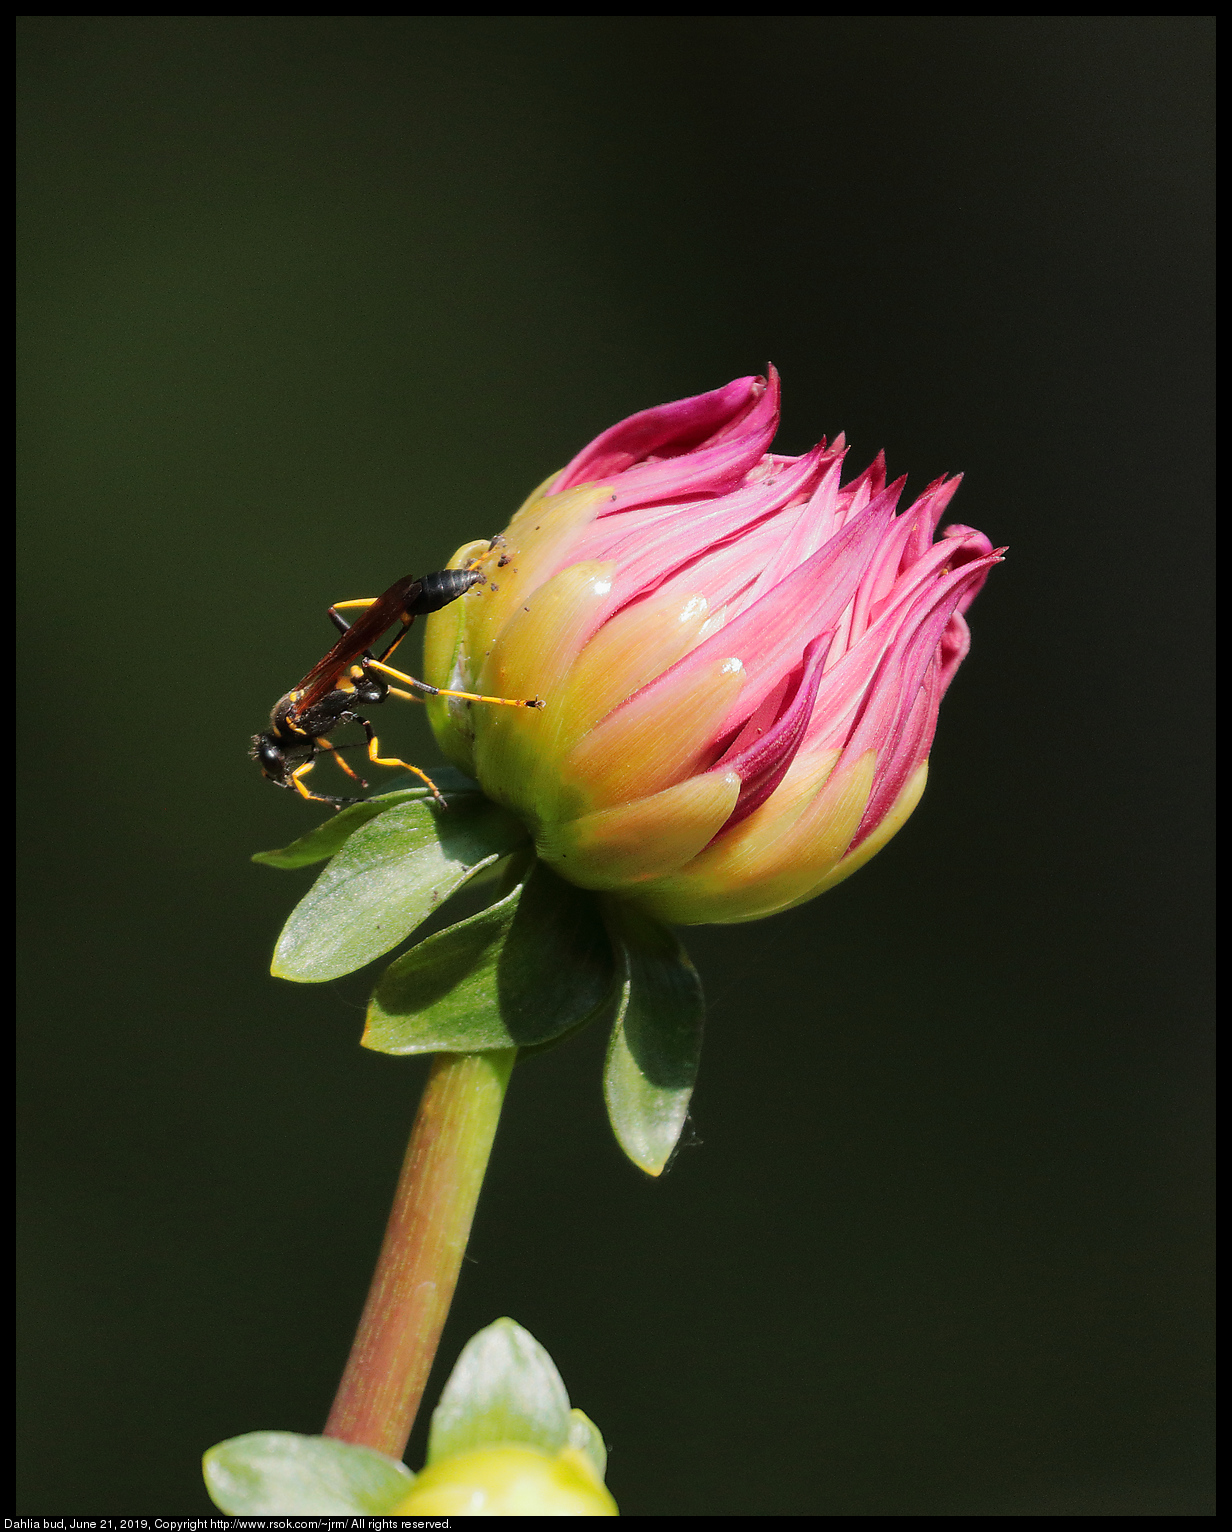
[253,790,448,870]
[364,862,616,1055]
[427,1317,573,1464]
[271,796,529,983]
[567,1407,608,1483]
[602,903,705,1177]
[202,1431,413,1514]
[252,767,482,869]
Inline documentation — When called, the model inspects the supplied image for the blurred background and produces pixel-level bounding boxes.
[17,17,1212,1516]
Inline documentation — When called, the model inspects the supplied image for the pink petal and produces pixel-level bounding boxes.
[841,551,1004,846]
[900,474,964,569]
[579,442,835,607]
[936,611,971,689]
[796,543,1001,765]
[712,632,833,833]
[834,450,886,527]
[734,450,849,612]
[604,481,903,757]
[940,523,999,615]
[530,448,840,690]
[848,476,964,644]
[602,513,792,625]
[552,370,781,504]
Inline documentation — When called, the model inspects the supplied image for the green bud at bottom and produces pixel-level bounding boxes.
[389,1443,618,1516]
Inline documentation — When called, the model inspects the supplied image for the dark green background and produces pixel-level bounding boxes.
[17,17,1213,1516]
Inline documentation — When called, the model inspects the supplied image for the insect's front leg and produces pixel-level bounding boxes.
[288,756,363,809]
[353,715,447,806]
[366,657,544,711]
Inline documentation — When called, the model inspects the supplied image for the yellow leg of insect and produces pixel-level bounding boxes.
[289,760,341,806]
[431,685,545,709]
[378,619,413,664]
[365,734,446,805]
[385,684,422,703]
[464,535,505,572]
[332,598,379,611]
[317,735,367,785]
[367,657,544,710]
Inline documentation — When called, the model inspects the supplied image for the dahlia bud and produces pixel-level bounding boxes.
[261,370,1000,1173]
[425,368,1001,924]
[390,1316,617,1515]
[202,1318,616,1516]
[386,1443,617,1516]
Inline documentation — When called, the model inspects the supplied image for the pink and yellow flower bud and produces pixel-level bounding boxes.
[425,370,1001,925]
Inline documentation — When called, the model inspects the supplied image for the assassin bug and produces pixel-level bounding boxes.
[251,559,543,809]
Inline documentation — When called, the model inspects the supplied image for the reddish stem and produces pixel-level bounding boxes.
[323,1049,515,1459]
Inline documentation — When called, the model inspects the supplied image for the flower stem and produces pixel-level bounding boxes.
[323,1048,516,1459]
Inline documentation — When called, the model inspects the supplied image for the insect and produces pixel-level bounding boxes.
[251,560,543,809]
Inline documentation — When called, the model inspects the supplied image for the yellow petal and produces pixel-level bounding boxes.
[630,749,877,924]
[389,1445,617,1517]
[554,588,715,753]
[462,481,610,678]
[559,655,748,815]
[786,758,929,905]
[423,537,491,775]
[471,561,615,823]
[536,770,742,890]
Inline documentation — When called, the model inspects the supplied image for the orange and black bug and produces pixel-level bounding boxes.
[251,564,543,809]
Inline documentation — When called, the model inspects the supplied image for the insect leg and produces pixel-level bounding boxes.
[289,758,362,809]
[356,718,447,806]
[327,597,378,636]
[366,658,544,711]
[466,535,505,570]
[316,734,369,786]
[376,615,415,664]
[324,606,414,660]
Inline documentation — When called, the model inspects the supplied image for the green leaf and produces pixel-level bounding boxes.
[271,796,529,982]
[375,764,480,796]
[602,904,705,1177]
[202,1431,413,1514]
[253,791,447,870]
[364,862,616,1055]
[568,1408,608,1483]
[252,767,482,869]
[427,1317,573,1464]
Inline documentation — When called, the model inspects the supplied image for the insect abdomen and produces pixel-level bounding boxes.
[409,567,484,615]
